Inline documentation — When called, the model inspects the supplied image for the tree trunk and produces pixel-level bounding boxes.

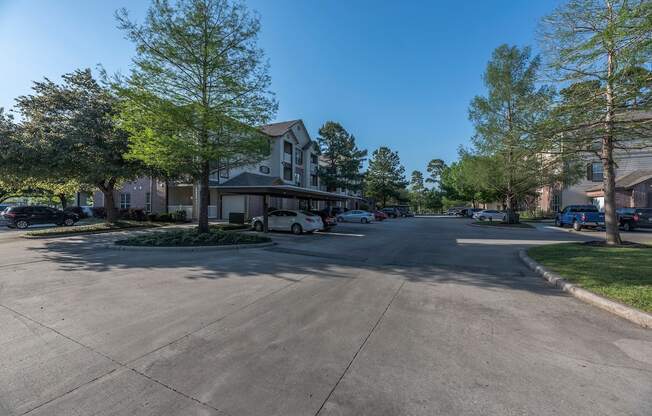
[99,179,118,223]
[58,193,68,209]
[198,161,210,233]
[603,28,621,246]
[103,189,117,223]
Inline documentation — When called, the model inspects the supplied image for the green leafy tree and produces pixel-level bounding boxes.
[317,121,367,192]
[469,45,558,223]
[365,146,407,207]
[408,170,426,213]
[425,158,447,188]
[10,70,143,221]
[540,0,652,244]
[117,0,277,232]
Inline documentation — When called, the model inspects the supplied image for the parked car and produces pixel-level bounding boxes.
[337,210,375,223]
[251,209,323,234]
[394,206,414,217]
[64,205,94,219]
[381,207,401,218]
[447,207,466,216]
[617,207,652,231]
[373,210,388,221]
[1,205,79,229]
[473,210,506,222]
[464,208,482,217]
[312,209,337,231]
[555,205,605,231]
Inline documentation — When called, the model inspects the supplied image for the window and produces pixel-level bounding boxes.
[283,141,293,155]
[310,154,318,165]
[295,172,303,186]
[551,191,561,213]
[311,174,318,186]
[145,192,152,213]
[283,166,293,181]
[296,150,303,165]
[120,193,131,209]
[587,162,603,182]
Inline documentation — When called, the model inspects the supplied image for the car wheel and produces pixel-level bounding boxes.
[555,218,561,227]
[15,220,29,229]
[63,218,75,226]
[291,223,303,235]
[337,216,343,222]
[623,221,632,232]
[361,217,368,224]
[253,221,264,232]
[479,216,485,221]
[573,221,582,231]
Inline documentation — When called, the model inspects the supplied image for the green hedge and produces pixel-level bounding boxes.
[24,221,168,238]
[115,228,270,247]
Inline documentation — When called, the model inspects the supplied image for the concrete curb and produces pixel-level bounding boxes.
[519,249,652,329]
[103,241,275,252]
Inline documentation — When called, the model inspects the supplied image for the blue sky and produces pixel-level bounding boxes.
[0,0,561,174]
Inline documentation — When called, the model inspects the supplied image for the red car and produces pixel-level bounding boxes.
[373,210,388,221]
[311,210,337,231]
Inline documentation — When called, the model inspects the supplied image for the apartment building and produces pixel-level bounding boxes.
[95,119,365,220]
[537,148,652,213]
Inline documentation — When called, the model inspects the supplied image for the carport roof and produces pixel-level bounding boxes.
[211,173,350,201]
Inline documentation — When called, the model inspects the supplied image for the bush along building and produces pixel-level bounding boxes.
[94,120,366,221]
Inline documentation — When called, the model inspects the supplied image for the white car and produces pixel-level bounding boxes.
[473,210,506,222]
[336,210,375,224]
[251,210,323,234]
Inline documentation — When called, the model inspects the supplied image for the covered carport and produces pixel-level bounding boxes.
[214,183,349,232]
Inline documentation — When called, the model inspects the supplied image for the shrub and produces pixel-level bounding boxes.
[91,207,106,218]
[174,209,187,222]
[115,228,271,247]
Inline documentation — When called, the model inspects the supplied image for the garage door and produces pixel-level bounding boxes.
[221,195,245,220]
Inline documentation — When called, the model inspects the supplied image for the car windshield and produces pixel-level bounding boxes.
[301,210,316,216]
[578,206,599,212]
[618,208,635,214]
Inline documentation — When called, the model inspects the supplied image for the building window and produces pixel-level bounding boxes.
[551,190,561,213]
[311,154,318,165]
[310,174,318,186]
[120,193,131,209]
[283,166,293,181]
[587,162,603,182]
[295,172,303,186]
[145,192,152,213]
[296,150,303,165]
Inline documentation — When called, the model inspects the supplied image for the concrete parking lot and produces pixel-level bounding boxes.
[1,217,651,415]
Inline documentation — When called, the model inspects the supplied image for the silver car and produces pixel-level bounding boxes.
[336,210,375,224]
[473,210,506,222]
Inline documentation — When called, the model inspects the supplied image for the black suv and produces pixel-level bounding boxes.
[1,206,79,229]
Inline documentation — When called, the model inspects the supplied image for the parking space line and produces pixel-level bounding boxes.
[315,231,365,237]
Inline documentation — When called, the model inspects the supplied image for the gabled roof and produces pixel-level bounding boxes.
[586,169,652,192]
[259,120,301,137]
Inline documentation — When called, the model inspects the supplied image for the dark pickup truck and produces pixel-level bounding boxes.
[555,205,605,231]
[617,207,652,231]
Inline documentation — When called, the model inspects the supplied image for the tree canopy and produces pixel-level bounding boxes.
[7,69,143,220]
[540,0,652,244]
[316,121,367,193]
[117,0,277,231]
[365,146,407,207]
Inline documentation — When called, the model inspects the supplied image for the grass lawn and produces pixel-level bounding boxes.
[115,227,270,247]
[528,243,652,313]
[473,221,534,228]
[24,220,170,238]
